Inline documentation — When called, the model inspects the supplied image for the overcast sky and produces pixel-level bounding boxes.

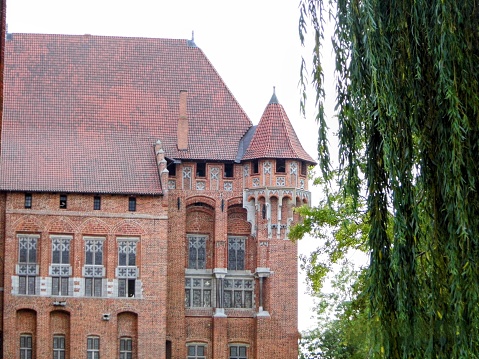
[6,0,338,331]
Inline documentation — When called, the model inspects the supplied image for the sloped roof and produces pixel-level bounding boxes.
[242,92,316,164]
[0,34,252,194]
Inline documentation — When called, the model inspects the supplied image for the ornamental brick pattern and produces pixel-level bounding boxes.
[0,33,316,359]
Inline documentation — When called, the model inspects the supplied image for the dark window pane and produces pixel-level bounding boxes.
[25,193,32,208]
[93,196,101,210]
[127,279,135,297]
[128,197,136,211]
[60,195,67,209]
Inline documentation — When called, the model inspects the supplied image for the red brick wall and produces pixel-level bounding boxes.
[3,192,168,358]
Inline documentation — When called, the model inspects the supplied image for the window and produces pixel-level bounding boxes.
[187,344,206,359]
[51,236,71,296]
[53,335,65,359]
[251,160,259,174]
[20,334,33,359]
[228,237,245,270]
[24,193,32,209]
[87,336,100,359]
[229,345,247,359]
[276,158,286,173]
[185,277,212,308]
[59,195,67,209]
[84,238,104,297]
[301,161,308,176]
[18,235,38,295]
[196,163,206,177]
[117,239,138,298]
[167,159,177,177]
[224,279,253,308]
[224,163,234,178]
[128,197,136,212]
[188,235,206,269]
[119,337,132,359]
[93,196,101,210]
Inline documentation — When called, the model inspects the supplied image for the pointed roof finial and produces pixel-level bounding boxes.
[187,31,197,47]
[269,86,279,104]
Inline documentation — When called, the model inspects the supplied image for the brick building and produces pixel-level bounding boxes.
[0,33,315,358]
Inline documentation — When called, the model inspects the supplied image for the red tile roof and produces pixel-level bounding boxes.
[242,92,316,164]
[0,34,252,194]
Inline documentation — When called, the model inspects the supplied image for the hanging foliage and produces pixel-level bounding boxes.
[299,0,479,357]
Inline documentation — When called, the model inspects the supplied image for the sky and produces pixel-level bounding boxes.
[6,0,338,331]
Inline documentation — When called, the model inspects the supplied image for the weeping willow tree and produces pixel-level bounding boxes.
[299,0,479,357]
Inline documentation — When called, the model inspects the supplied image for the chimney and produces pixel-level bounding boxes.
[177,90,188,150]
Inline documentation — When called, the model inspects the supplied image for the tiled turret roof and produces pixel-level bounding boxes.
[242,91,316,164]
[0,34,252,194]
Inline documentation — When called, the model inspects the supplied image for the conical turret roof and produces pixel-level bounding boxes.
[242,90,316,164]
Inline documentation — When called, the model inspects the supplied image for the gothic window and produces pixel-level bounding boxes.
[119,337,133,359]
[87,336,100,359]
[185,277,212,308]
[51,236,71,296]
[117,239,138,298]
[20,334,33,359]
[227,237,245,270]
[187,344,206,359]
[84,238,104,297]
[223,279,253,308]
[229,345,247,359]
[276,158,286,173]
[18,235,38,295]
[188,235,206,269]
[24,193,32,209]
[53,335,65,359]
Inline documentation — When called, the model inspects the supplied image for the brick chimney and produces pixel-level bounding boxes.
[177,90,188,150]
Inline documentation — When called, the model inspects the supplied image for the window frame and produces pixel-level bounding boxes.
[119,337,133,359]
[223,277,254,309]
[188,235,207,270]
[276,158,286,173]
[24,193,32,209]
[185,276,213,308]
[50,235,72,296]
[20,333,33,359]
[196,162,206,177]
[83,237,105,297]
[17,234,39,295]
[229,344,248,359]
[187,343,206,359]
[59,194,67,209]
[116,238,139,298]
[87,336,100,359]
[224,163,234,178]
[128,197,136,212]
[53,335,66,359]
[251,160,259,174]
[93,196,101,210]
[227,236,246,271]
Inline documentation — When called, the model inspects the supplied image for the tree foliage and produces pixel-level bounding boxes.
[299,264,369,359]
[299,0,479,357]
